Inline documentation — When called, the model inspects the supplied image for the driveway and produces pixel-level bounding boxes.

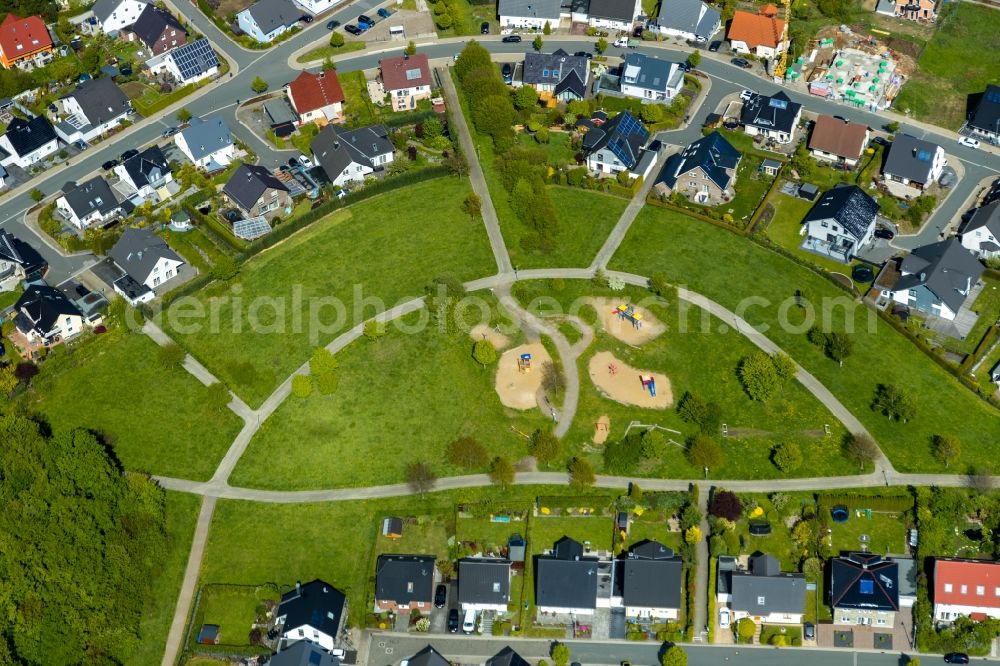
[429,582,452,634]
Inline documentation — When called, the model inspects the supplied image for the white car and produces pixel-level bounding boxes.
[739,89,755,102]
[958,136,980,149]
[719,608,731,629]
[298,154,315,169]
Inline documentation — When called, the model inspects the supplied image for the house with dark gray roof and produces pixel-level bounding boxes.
[0,230,46,290]
[968,85,1000,145]
[113,145,173,202]
[741,91,802,144]
[311,123,394,188]
[882,133,946,190]
[535,537,601,614]
[522,50,589,102]
[122,5,187,56]
[718,553,806,624]
[175,116,234,170]
[458,559,511,612]
[56,77,132,144]
[0,115,59,169]
[13,283,84,345]
[56,176,122,230]
[959,201,1000,260]
[584,110,650,175]
[223,163,291,218]
[402,645,450,666]
[588,0,641,31]
[883,238,984,322]
[653,131,740,204]
[486,646,531,666]
[276,580,347,653]
[375,554,436,612]
[801,184,879,263]
[616,541,683,620]
[108,227,184,303]
[831,552,899,627]
[614,52,683,103]
[93,0,150,33]
[237,0,300,43]
[267,640,340,666]
[498,0,562,30]
[649,0,720,41]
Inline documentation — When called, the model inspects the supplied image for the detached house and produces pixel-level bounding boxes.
[959,201,1000,260]
[108,227,184,304]
[146,38,219,85]
[741,91,802,144]
[588,0,642,31]
[276,580,347,652]
[175,116,234,171]
[237,0,300,43]
[122,5,187,56]
[374,554,436,612]
[967,85,1000,146]
[894,0,936,20]
[56,177,122,230]
[311,123,394,187]
[619,52,684,103]
[616,541,683,620]
[809,115,870,168]
[458,559,512,613]
[649,0,720,42]
[522,50,589,102]
[267,642,340,666]
[223,163,291,218]
[933,559,1000,624]
[93,0,151,34]
[487,647,531,666]
[584,110,650,176]
[56,77,132,144]
[0,115,59,169]
[0,230,46,291]
[13,284,84,346]
[831,552,899,627]
[498,0,561,30]
[535,537,601,615]
[379,53,432,112]
[654,131,741,204]
[883,133,945,190]
[287,69,345,126]
[717,554,806,624]
[727,7,785,59]
[0,14,53,70]
[882,239,984,322]
[801,185,879,263]
[291,0,342,16]
[403,645,450,666]
[113,145,173,203]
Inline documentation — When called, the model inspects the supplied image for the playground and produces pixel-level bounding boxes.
[589,298,665,346]
[587,351,672,409]
[495,343,553,410]
[471,324,511,351]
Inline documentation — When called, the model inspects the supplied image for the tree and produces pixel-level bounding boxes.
[845,432,880,469]
[709,490,742,521]
[176,107,192,123]
[738,352,780,402]
[551,642,570,666]
[807,325,827,347]
[932,435,960,469]
[29,188,43,202]
[461,192,482,218]
[736,617,756,643]
[825,332,853,367]
[310,347,339,395]
[688,49,701,68]
[687,435,722,470]
[772,442,803,472]
[885,121,900,133]
[472,339,497,366]
[405,461,436,495]
[206,381,231,413]
[291,374,313,398]
[435,12,452,29]
[677,391,721,434]
[604,432,643,473]
[404,40,416,55]
[530,429,560,463]
[648,272,676,300]
[330,31,345,47]
[446,436,489,469]
[596,37,608,53]
[513,85,539,110]
[541,361,566,395]
[422,116,443,139]
[660,645,688,666]
[251,76,269,93]
[543,20,552,35]
[640,103,664,124]
[156,342,186,368]
[771,352,797,383]
[568,457,595,489]
[533,35,544,51]
[872,384,916,422]
[489,456,515,488]
[684,525,702,544]
[641,430,667,458]
[906,659,919,666]
[791,519,814,550]
[0,364,17,395]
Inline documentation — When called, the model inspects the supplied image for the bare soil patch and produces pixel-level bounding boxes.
[587,351,673,409]
[471,324,511,351]
[495,343,552,410]
[588,298,666,346]
[593,414,611,444]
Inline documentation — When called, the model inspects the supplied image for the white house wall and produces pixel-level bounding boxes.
[281,624,335,651]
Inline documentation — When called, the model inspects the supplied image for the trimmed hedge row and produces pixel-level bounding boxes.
[536,495,615,510]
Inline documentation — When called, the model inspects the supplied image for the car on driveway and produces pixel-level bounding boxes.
[377,7,391,18]
[709,40,721,52]
[357,14,374,27]
[102,159,118,170]
[299,14,313,23]
[345,24,362,35]
[326,19,340,29]
[718,608,731,629]
[958,136,980,149]
[732,57,751,68]
[501,62,513,84]
[803,622,815,640]
[434,584,447,608]
[871,136,889,147]
[161,126,178,138]
[447,609,459,633]
[944,654,970,664]
[480,21,490,34]
[120,149,139,161]
[874,227,895,240]
[502,34,521,42]
[739,89,755,101]
[298,154,314,169]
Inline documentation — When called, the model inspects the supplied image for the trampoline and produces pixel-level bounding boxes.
[852,265,874,282]
[831,505,849,523]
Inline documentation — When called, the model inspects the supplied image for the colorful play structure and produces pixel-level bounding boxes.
[640,375,657,397]
[518,353,532,373]
[613,303,643,329]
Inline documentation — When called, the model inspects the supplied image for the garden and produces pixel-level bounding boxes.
[189,584,279,653]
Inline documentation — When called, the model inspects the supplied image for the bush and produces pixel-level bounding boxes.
[310,347,338,395]
[738,352,780,401]
[156,342,186,368]
[529,429,560,463]
[447,437,488,469]
[291,374,312,398]
[709,490,742,520]
[772,442,803,472]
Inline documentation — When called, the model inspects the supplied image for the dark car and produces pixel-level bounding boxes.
[120,149,138,161]
[447,609,459,633]
[377,7,391,18]
[326,19,340,29]
[872,136,890,146]
[633,25,643,37]
[288,157,300,167]
[574,50,593,59]
[480,21,490,33]
[731,57,751,68]
[345,24,362,35]
[161,126,178,138]
[357,14,374,26]
[803,622,814,640]
[300,14,313,23]
[501,62,513,84]
[502,34,521,42]
[709,40,721,52]
[874,227,895,240]
[102,159,118,170]
[944,654,970,665]
[434,584,447,608]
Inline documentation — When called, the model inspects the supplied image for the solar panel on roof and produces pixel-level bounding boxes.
[769,98,788,109]
[859,579,874,594]
[233,216,271,240]
[172,39,219,79]
[986,89,1000,104]
[916,149,931,162]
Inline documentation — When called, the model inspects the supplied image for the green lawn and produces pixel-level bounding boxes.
[893,3,1000,129]
[456,515,531,551]
[516,132,578,165]
[340,70,379,125]
[295,41,366,64]
[375,516,451,561]
[627,511,684,554]
[937,276,1000,357]
[228,308,551,490]
[610,207,1000,472]
[764,193,862,276]
[195,585,279,648]
[530,515,616,554]
[161,178,496,406]
[826,509,909,556]
[21,332,242,480]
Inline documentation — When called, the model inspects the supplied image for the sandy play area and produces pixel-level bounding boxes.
[589,298,666,346]
[495,343,552,410]
[471,324,511,350]
[588,351,673,409]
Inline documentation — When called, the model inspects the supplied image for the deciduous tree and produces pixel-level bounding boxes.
[533,35,544,51]
[291,374,312,398]
[739,352,780,401]
[405,461,436,495]
[156,342,186,368]
[568,457,595,488]
[687,434,723,470]
[551,642,570,666]
[472,339,497,366]
[772,441,803,472]
[688,49,701,68]
[932,435,960,469]
[446,436,489,469]
[825,331,853,367]
[489,456,515,488]
[596,37,608,53]
[251,76,269,93]
[845,432,880,469]
[660,645,688,666]
[176,107,192,123]
[310,347,339,394]
[461,192,482,218]
[330,31,345,47]
[709,490,742,521]
[530,429,560,463]
[872,383,916,422]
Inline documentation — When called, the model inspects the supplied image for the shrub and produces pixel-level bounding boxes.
[772,442,803,472]
[709,490,742,520]
[291,374,312,398]
[447,437,489,469]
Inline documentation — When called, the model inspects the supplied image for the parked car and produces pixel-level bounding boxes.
[803,622,814,640]
[279,164,290,172]
[298,154,314,169]
[708,40,721,52]
[501,62,513,84]
[434,584,447,608]
[326,19,340,29]
[874,227,895,240]
[718,608,731,629]
[871,136,889,147]
[74,140,88,150]
[357,14,374,26]
[447,609,459,633]
[288,157,299,167]
[120,149,138,161]
[462,608,476,634]
[453,52,460,61]
[480,21,490,34]
[377,7,391,18]
[732,57,751,68]
[161,126,178,138]
[740,89,755,101]
[944,654,970,665]
[633,25,643,37]
[574,50,593,59]
[345,24,362,35]
[958,136,980,149]
[102,159,118,170]
[502,34,521,43]
[300,14,313,23]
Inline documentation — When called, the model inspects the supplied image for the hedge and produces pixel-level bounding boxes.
[817,492,913,513]
[536,495,615,511]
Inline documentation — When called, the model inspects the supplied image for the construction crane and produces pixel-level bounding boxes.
[772,0,792,83]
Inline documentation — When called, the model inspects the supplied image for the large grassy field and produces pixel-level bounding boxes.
[228,308,552,490]
[610,207,1000,472]
[893,3,1000,129]
[20,332,242,480]
[161,178,496,406]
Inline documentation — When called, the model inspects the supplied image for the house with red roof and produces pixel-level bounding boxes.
[0,14,53,70]
[933,559,1000,624]
[286,69,345,127]
[379,53,432,112]
[727,7,785,59]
